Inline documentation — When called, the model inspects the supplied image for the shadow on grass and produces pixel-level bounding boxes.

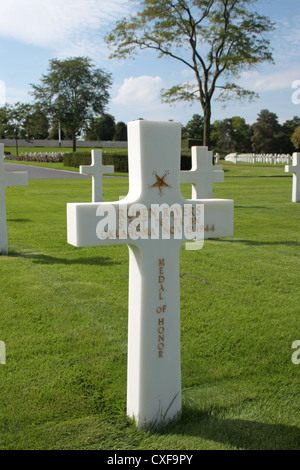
[161,409,300,450]
[7,218,32,223]
[234,206,269,209]
[211,238,300,247]
[226,175,291,178]
[11,252,120,266]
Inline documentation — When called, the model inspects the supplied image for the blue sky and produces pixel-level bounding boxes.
[0,0,300,127]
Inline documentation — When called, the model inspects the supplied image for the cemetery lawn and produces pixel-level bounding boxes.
[0,166,299,450]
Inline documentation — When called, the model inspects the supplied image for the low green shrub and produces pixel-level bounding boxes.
[63,152,128,172]
[64,151,192,172]
[181,138,203,148]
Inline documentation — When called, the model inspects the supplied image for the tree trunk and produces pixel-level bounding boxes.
[203,102,211,149]
[72,130,77,152]
[15,128,19,157]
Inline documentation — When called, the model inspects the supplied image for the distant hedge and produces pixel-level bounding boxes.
[63,152,129,172]
[181,152,192,170]
[64,151,192,172]
[182,139,203,149]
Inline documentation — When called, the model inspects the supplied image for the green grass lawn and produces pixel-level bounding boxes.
[0,164,299,450]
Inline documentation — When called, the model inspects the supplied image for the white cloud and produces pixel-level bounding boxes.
[113,75,164,107]
[110,75,183,121]
[5,86,32,105]
[272,15,300,61]
[239,69,300,92]
[0,0,128,58]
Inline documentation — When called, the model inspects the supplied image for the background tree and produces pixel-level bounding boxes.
[251,109,282,154]
[24,107,49,140]
[85,114,116,141]
[211,118,232,153]
[114,121,127,141]
[106,0,274,148]
[210,116,251,153]
[3,103,33,155]
[48,121,72,140]
[182,114,204,142]
[0,106,10,139]
[280,117,300,154]
[30,57,112,151]
[230,116,252,153]
[291,125,300,150]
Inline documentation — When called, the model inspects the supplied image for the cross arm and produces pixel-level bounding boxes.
[79,164,115,175]
[67,197,234,248]
[285,165,297,173]
[187,197,233,238]
[212,168,224,183]
[67,201,129,247]
[6,171,28,188]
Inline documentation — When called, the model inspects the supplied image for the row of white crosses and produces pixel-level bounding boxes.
[225,153,293,165]
[67,120,234,428]
[0,144,28,255]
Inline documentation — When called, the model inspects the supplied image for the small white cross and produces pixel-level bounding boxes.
[181,146,224,199]
[285,153,300,203]
[80,150,115,202]
[0,144,28,255]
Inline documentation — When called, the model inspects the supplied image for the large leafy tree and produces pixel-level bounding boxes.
[280,117,300,154]
[211,116,251,153]
[114,121,128,141]
[291,125,300,151]
[30,57,112,151]
[251,109,281,154]
[0,106,10,139]
[106,0,274,148]
[85,113,116,141]
[1,103,33,155]
[182,114,204,142]
[230,116,252,153]
[24,107,49,140]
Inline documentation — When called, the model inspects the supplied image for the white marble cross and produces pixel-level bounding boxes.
[0,144,28,255]
[181,146,224,199]
[80,150,115,202]
[285,153,300,203]
[67,120,234,428]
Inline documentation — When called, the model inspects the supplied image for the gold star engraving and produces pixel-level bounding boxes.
[149,171,171,195]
